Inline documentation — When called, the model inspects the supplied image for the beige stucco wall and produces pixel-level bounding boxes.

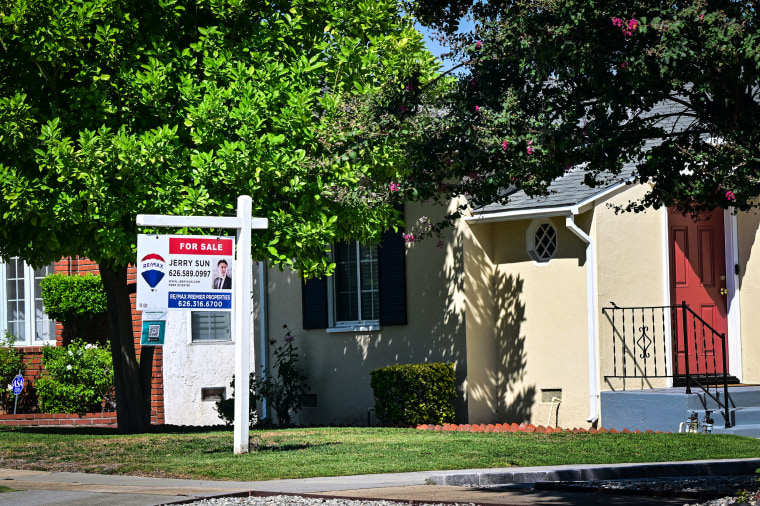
[737,210,760,383]
[259,200,468,426]
[593,185,670,394]
[463,213,591,428]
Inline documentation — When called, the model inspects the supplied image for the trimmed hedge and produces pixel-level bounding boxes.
[370,362,456,426]
[39,273,107,323]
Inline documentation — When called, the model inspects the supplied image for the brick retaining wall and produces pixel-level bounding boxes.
[0,412,117,428]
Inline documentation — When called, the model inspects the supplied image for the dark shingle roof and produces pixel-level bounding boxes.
[474,168,629,215]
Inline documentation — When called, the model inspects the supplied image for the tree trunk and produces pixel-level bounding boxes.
[100,263,150,434]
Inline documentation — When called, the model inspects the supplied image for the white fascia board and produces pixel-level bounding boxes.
[465,206,576,223]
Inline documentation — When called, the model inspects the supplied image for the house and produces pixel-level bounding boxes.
[160,166,760,433]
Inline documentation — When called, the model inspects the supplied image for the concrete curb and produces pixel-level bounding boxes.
[427,458,760,487]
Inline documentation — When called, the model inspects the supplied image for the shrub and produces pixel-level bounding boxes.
[0,332,26,412]
[39,273,107,341]
[370,362,456,426]
[215,373,257,428]
[36,340,114,414]
[216,326,309,427]
[254,326,309,425]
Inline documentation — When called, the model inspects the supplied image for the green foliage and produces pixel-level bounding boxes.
[394,0,760,214]
[0,333,25,412]
[36,340,114,415]
[253,326,309,426]
[39,273,107,323]
[216,327,308,427]
[214,373,257,429]
[370,362,456,426]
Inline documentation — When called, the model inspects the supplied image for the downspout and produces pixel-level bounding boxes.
[565,209,600,424]
[258,261,268,420]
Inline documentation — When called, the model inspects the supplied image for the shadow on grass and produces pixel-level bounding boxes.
[249,441,341,454]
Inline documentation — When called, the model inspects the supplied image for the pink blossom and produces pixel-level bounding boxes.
[476,40,482,49]
[468,171,478,180]
[502,140,508,150]
[404,233,415,243]
[726,190,736,201]
[389,182,401,192]
[699,13,705,22]
[475,105,480,112]
[284,333,294,343]
[620,61,629,70]
[527,140,534,155]
[613,17,639,36]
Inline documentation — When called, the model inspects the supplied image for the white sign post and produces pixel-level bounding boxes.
[136,195,267,454]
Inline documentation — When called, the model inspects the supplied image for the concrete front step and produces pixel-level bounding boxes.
[712,407,760,426]
[601,386,760,436]
[687,387,760,411]
[711,424,760,438]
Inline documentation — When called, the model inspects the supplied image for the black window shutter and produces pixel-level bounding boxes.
[302,276,328,329]
[378,229,407,326]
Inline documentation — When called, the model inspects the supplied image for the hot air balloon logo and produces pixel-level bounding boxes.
[140,253,166,289]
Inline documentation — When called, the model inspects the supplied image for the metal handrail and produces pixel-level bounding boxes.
[602,302,731,428]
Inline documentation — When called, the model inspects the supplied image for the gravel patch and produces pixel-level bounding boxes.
[542,475,760,505]
[187,498,474,506]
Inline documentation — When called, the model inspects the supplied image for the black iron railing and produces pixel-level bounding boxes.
[602,301,730,428]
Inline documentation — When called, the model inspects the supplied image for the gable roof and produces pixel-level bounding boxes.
[468,167,632,223]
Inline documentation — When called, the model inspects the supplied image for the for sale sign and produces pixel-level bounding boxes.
[136,234,235,311]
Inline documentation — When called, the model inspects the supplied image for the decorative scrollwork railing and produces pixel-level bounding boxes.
[602,302,730,428]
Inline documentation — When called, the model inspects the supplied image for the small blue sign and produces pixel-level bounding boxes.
[11,374,23,395]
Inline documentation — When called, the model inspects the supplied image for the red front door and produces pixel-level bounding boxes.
[668,208,728,376]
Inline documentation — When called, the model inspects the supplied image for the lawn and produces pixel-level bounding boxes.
[0,426,757,481]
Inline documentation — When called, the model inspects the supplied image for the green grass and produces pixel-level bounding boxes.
[0,426,757,481]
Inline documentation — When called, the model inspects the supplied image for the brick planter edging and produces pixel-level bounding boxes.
[0,412,117,428]
[416,423,668,434]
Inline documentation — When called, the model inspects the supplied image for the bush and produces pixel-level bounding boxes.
[370,362,456,426]
[0,332,26,412]
[39,273,107,341]
[216,326,309,427]
[215,373,257,428]
[254,326,309,426]
[36,340,114,414]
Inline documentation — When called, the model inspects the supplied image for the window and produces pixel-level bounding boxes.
[527,219,558,263]
[191,311,231,342]
[0,257,56,345]
[331,241,379,326]
[302,229,406,330]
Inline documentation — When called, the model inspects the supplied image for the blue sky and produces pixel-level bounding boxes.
[415,19,475,72]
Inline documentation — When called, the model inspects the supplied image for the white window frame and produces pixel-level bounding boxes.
[0,257,57,346]
[187,311,233,344]
[527,218,559,264]
[326,241,380,333]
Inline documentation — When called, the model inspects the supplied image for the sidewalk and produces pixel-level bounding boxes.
[0,458,758,506]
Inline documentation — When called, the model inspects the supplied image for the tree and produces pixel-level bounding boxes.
[0,0,438,433]
[399,0,760,215]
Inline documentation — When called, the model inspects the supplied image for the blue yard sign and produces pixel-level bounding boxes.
[12,373,23,395]
[12,372,23,415]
